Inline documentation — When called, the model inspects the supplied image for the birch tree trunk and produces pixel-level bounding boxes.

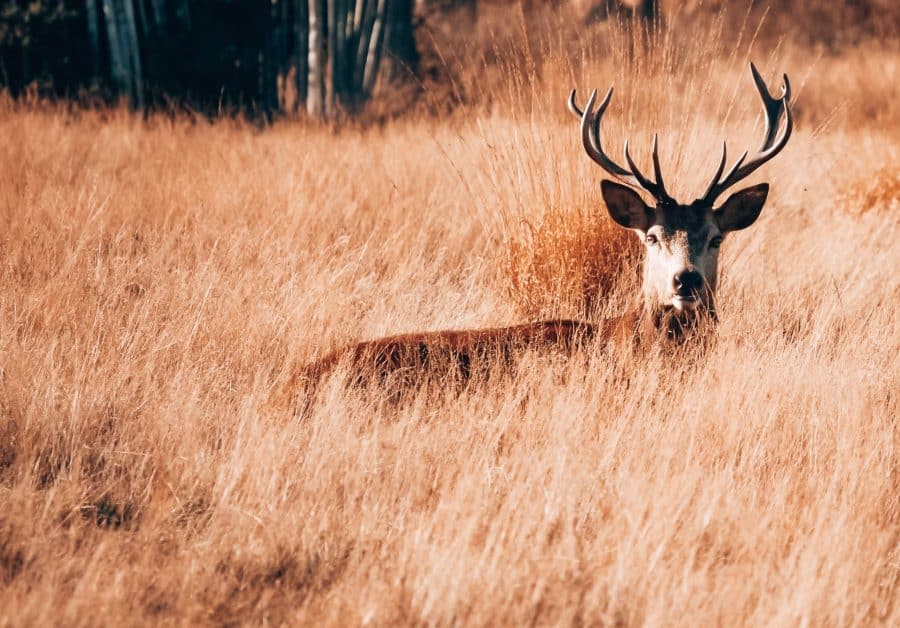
[362,0,388,94]
[354,0,377,93]
[307,0,326,118]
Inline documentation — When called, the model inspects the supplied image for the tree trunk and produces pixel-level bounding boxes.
[362,0,388,94]
[134,0,151,39]
[354,0,377,93]
[339,0,354,106]
[295,0,310,109]
[262,0,281,115]
[326,0,338,115]
[307,0,326,118]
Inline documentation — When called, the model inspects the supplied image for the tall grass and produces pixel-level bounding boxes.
[1,6,898,626]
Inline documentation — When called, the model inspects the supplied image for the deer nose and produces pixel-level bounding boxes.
[673,269,703,296]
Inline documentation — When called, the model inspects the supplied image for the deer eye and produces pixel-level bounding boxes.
[709,236,723,249]
[645,234,659,246]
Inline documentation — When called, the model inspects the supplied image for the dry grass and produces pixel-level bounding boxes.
[1,8,899,627]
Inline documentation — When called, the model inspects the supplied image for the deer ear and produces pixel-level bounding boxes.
[715,183,769,232]
[600,180,652,231]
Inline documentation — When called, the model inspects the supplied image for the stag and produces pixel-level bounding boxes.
[301,63,792,387]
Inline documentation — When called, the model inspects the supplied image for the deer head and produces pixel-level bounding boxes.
[569,63,792,320]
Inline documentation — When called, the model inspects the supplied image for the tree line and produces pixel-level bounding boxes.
[0,0,422,118]
[0,0,662,119]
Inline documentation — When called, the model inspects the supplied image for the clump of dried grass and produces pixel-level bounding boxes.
[498,201,639,319]
[840,166,900,215]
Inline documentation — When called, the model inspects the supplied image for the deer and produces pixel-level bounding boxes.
[298,63,792,390]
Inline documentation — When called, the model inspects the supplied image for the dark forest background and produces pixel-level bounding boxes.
[0,0,427,118]
[0,0,895,120]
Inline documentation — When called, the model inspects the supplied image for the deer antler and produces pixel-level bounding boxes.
[568,88,675,206]
[697,63,793,206]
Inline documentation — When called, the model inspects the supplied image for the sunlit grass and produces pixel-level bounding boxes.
[0,8,898,626]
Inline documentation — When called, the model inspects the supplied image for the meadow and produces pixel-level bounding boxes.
[1,5,898,626]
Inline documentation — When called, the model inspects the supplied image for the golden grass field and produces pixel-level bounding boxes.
[1,5,899,626]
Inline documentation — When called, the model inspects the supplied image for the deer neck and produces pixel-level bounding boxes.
[626,296,718,343]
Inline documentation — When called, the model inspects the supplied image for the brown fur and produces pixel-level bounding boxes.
[293,303,719,397]
[295,311,657,389]
[304,319,595,385]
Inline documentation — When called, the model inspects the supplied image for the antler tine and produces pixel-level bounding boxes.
[651,134,665,192]
[624,139,674,204]
[700,142,729,201]
[567,89,585,118]
[623,140,648,186]
[571,86,674,202]
[698,64,794,205]
[750,62,791,150]
[578,88,632,178]
[713,98,791,199]
[588,88,619,160]
[715,149,749,191]
[651,134,674,204]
